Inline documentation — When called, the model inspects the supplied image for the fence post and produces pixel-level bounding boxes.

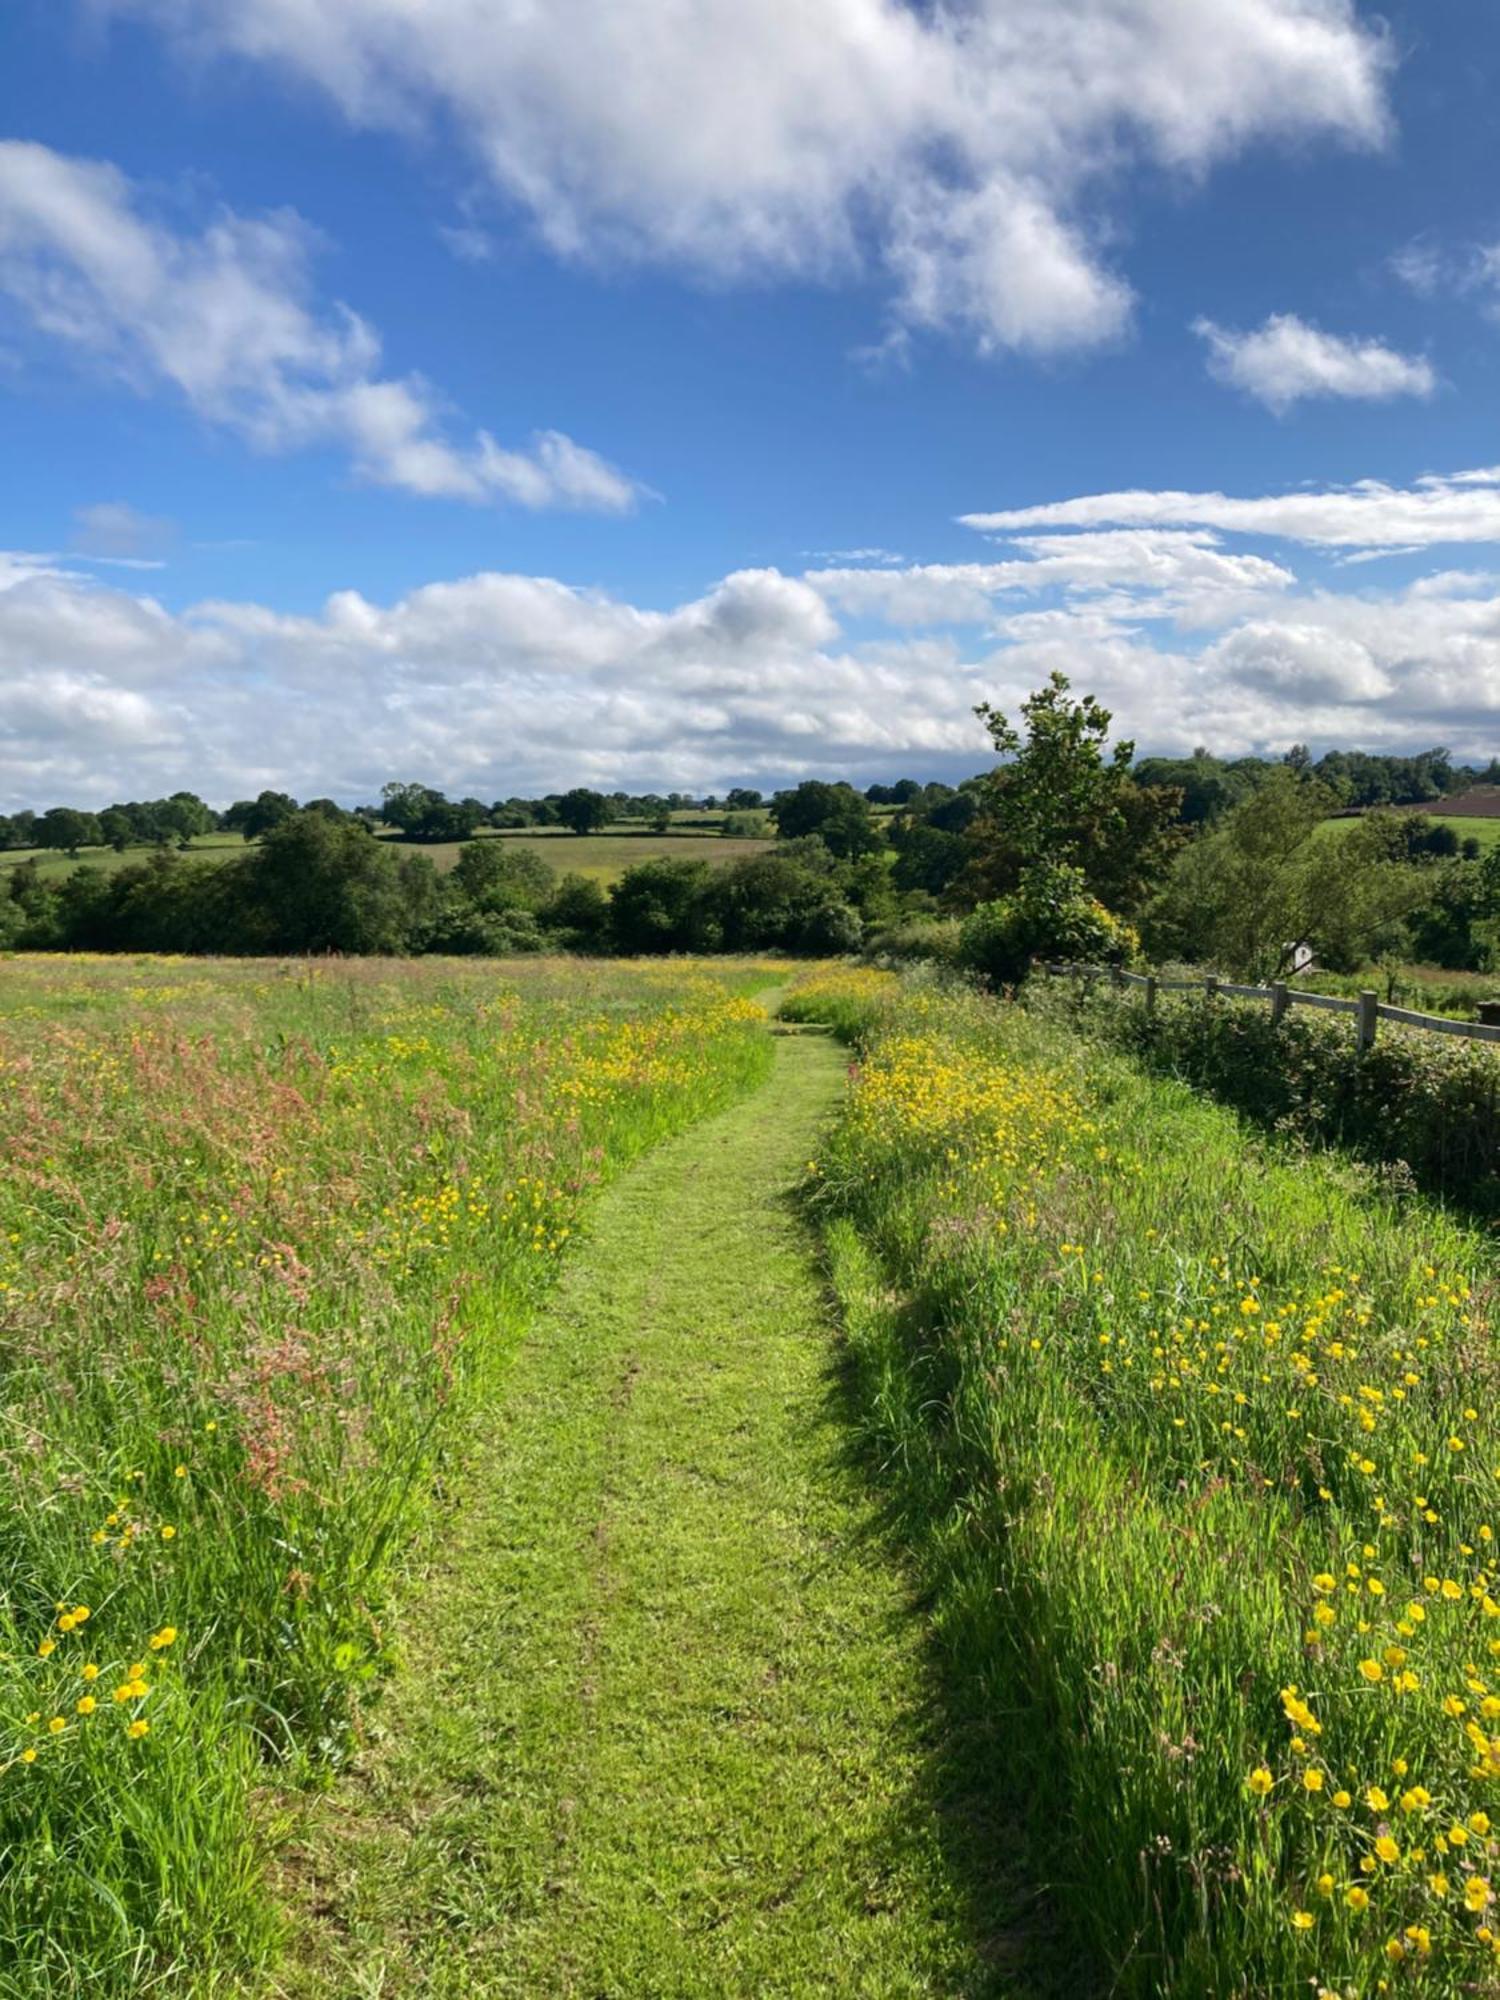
[1356,989,1379,1055]
[1111,964,1124,990]
[1144,974,1158,1016]
[1204,975,1219,1002]
[1269,981,1289,1027]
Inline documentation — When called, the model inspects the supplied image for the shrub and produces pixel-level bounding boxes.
[1032,978,1500,1216]
[960,863,1138,988]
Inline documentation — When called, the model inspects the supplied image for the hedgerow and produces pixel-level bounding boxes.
[1030,979,1500,1218]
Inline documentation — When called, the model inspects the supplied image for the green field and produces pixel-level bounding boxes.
[10,953,1499,1996]
[0,822,774,887]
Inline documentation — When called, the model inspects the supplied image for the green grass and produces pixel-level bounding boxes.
[0,825,774,888]
[432,827,774,880]
[269,1027,1038,1999]
[0,956,781,1996]
[0,833,250,880]
[789,967,1500,1999]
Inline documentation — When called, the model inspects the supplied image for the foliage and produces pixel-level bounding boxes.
[557,787,611,836]
[770,781,882,859]
[959,861,1139,987]
[1145,773,1436,979]
[956,673,1183,914]
[791,970,1500,1997]
[0,955,776,1990]
[1034,975,1500,1216]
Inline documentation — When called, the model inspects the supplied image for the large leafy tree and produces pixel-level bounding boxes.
[955,673,1183,914]
[1143,773,1436,980]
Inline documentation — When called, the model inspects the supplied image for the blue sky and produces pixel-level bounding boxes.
[2,0,1499,808]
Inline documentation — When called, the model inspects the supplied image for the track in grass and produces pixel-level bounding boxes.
[273,1029,1038,1999]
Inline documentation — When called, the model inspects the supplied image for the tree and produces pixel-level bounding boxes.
[958,675,1182,914]
[771,781,881,859]
[725,788,763,811]
[226,790,299,840]
[1143,773,1434,980]
[159,792,216,848]
[240,811,423,953]
[557,788,610,836]
[36,806,102,858]
[608,859,715,952]
[960,862,1139,988]
[451,840,554,913]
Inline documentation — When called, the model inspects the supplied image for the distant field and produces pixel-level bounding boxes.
[478,829,771,881]
[1429,813,1500,849]
[0,832,251,881]
[0,823,775,888]
[1319,812,1500,851]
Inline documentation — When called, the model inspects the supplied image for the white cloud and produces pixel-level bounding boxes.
[961,466,1500,548]
[9,512,1500,809]
[1193,312,1435,412]
[809,530,1294,627]
[111,0,1390,357]
[0,140,643,511]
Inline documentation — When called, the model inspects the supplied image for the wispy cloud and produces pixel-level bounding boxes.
[1193,313,1435,413]
[961,467,1500,549]
[0,141,646,512]
[115,0,1391,360]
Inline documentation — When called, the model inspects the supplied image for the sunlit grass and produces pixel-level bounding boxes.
[0,953,782,1995]
[792,966,1500,1998]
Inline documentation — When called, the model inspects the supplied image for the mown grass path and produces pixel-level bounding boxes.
[274,1029,1015,1999]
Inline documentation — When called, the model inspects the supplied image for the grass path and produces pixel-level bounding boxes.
[272,1029,1024,1999]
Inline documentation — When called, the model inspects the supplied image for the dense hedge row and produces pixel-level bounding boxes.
[1030,977,1500,1217]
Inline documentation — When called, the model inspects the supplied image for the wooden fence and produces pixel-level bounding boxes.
[1041,962,1500,1054]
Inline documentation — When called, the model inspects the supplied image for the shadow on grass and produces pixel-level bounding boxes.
[786,1184,1105,2000]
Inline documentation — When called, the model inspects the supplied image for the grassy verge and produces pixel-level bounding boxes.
[270,1029,1025,1998]
[790,967,1500,1999]
[0,955,780,1997]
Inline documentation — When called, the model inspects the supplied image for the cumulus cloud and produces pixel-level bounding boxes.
[110,0,1390,357]
[1193,312,1435,412]
[0,141,643,510]
[8,515,1500,809]
[961,466,1500,547]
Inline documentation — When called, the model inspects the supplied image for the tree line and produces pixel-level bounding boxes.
[3,699,1498,974]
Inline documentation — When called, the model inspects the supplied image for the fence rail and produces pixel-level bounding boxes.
[1041,961,1500,1051]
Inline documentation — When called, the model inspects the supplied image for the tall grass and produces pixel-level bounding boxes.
[791,967,1500,1999]
[0,954,777,1997]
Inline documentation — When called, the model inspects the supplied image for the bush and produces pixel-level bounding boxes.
[960,863,1138,988]
[1032,978,1500,1216]
[863,916,964,967]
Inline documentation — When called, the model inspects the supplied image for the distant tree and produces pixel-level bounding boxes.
[227,790,299,840]
[36,806,102,858]
[725,788,764,811]
[557,788,610,836]
[242,810,423,953]
[608,858,715,952]
[541,872,610,950]
[771,781,881,859]
[721,810,770,838]
[302,797,349,823]
[98,806,136,852]
[452,840,554,913]
[159,792,216,848]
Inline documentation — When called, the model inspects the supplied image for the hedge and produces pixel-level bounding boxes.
[1029,978,1500,1218]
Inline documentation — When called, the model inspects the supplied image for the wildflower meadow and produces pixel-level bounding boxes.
[0,954,776,1995]
[790,966,1500,1999]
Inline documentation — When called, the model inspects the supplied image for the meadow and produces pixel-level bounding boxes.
[0,953,778,1996]
[787,966,1500,1999]
[0,822,774,888]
